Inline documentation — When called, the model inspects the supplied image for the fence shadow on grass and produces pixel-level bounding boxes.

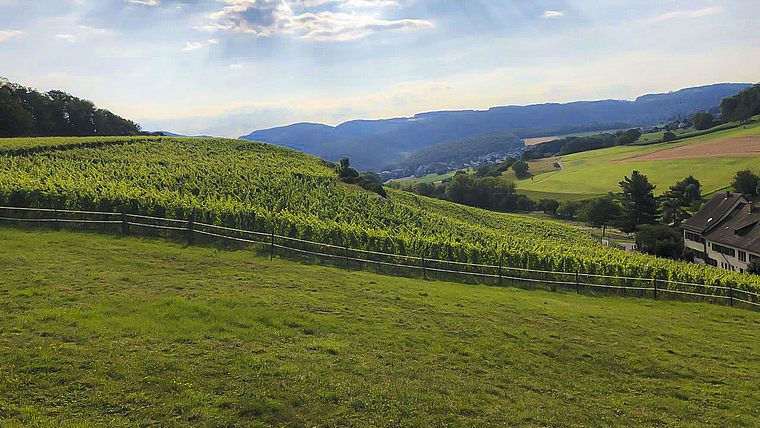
[1,205,758,311]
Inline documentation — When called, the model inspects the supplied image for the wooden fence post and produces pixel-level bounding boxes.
[653,278,657,300]
[498,252,503,287]
[53,208,60,230]
[729,283,734,307]
[186,212,194,245]
[121,206,130,236]
[576,271,580,294]
[422,256,427,281]
[270,224,275,261]
[345,244,350,271]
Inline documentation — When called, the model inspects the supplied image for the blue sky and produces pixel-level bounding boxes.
[1,0,758,136]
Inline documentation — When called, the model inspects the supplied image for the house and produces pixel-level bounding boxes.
[680,191,760,273]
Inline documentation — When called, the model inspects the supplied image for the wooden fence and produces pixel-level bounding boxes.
[1,205,759,311]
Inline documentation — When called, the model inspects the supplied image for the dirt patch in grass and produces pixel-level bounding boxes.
[616,136,760,162]
[524,136,559,146]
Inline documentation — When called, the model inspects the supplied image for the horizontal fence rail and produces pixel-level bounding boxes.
[1,205,758,311]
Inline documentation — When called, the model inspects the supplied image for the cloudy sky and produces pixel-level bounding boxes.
[1,0,759,137]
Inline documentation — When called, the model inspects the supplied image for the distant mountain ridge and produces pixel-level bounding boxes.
[240,83,752,171]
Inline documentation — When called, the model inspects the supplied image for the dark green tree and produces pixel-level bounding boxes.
[663,132,677,142]
[636,224,687,260]
[732,169,760,196]
[557,200,580,219]
[614,129,642,145]
[512,161,530,179]
[537,199,560,216]
[748,259,760,275]
[0,85,34,137]
[692,112,714,130]
[618,171,658,233]
[581,196,621,237]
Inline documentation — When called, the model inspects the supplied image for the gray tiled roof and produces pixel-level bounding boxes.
[681,192,744,233]
[681,192,760,254]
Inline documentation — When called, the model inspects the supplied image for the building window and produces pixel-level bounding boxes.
[685,231,705,244]
[739,251,747,262]
[711,243,736,258]
[706,258,718,267]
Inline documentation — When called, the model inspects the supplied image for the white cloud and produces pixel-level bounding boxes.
[125,0,160,5]
[0,30,23,42]
[294,12,432,41]
[541,10,564,19]
[78,26,116,37]
[650,6,722,22]
[204,0,432,41]
[208,38,220,44]
[230,63,243,68]
[55,34,76,42]
[182,41,202,51]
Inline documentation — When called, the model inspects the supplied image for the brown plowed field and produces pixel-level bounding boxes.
[617,136,760,162]
[523,136,558,146]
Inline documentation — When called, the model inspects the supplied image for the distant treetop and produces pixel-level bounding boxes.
[0,77,142,138]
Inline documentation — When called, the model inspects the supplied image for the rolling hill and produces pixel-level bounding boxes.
[239,83,751,170]
[1,135,759,291]
[515,116,760,199]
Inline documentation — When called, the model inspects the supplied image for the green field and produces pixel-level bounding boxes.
[2,227,760,426]
[1,136,758,291]
[516,119,760,199]
[389,168,471,185]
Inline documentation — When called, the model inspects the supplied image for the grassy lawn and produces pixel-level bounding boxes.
[517,120,760,196]
[2,227,760,426]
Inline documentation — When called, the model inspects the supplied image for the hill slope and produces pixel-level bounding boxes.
[240,83,751,170]
[1,136,758,290]
[1,227,759,426]
[516,117,760,198]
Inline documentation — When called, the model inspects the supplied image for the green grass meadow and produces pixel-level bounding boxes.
[2,226,760,426]
[517,119,760,199]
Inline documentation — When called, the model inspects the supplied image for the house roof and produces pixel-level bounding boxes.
[681,192,745,233]
[704,204,760,254]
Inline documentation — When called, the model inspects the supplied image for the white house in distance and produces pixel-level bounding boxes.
[680,191,760,273]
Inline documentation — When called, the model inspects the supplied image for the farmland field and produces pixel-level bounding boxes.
[2,227,760,426]
[516,119,760,199]
[1,136,759,291]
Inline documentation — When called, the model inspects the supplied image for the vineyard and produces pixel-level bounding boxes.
[1,136,759,292]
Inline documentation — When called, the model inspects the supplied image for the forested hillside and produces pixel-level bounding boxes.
[1,136,759,291]
[0,77,141,138]
[240,83,750,170]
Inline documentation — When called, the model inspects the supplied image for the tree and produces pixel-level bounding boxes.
[692,111,715,130]
[512,161,530,179]
[732,169,760,196]
[614,129,642,145]
[557,200,580,219]
[581,196,621,237]
[412,182,436,197]
[667,175,702,205]
[537,199,560,216]
[663,132,677,142]
[618,171,658,233]
[748,259,760,275]
[636,224,686,260]
[732,103,753,124]
[0,85,34,137]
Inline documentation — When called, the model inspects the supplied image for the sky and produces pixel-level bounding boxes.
[1,0,759,137]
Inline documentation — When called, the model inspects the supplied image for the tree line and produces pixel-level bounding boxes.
[0,77,142,138]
